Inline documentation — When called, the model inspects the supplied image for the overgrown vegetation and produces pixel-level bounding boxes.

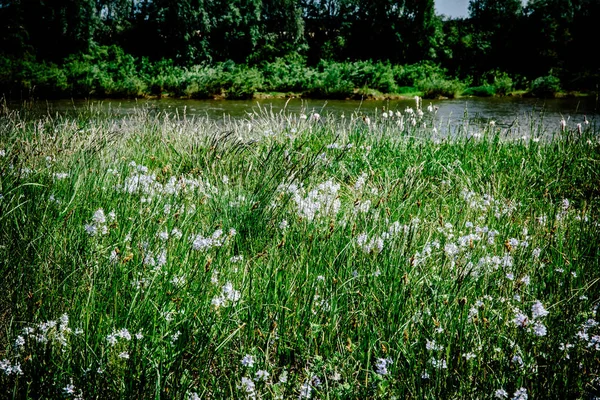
[1,102,599,398]
[0,47,572,100]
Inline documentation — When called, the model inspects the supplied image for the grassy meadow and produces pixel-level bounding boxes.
[0,100,599,399]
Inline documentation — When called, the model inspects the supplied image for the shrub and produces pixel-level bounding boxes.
[223,66,264,99]
[393,62,448,88]
[418,77,464,99]
[529,75,562,97]
[260,57,314,92]
[462,85,496,97]
[182,65,225,99]
[307,62,354,99]
[349,61,398,93]
[492,72,513,95]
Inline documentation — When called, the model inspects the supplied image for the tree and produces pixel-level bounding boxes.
[250,0,306,63]
[467,0,524,79]
[301,0,353,63]
[13,0,98,60]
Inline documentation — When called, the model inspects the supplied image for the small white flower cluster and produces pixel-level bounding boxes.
[429,357,447,369]
[53,172,69,181]
[356,232,384,254]
[211,281,241,308]
[555,198,575,222]
[413,240,440,266]
[0,358,23,376]
[238,376,256,399]
[355,220,408,255]
[230,255,244,263]
[354,172,368,191]
[512,300,549,336]
[170,330,181,344]
[279,179,341,222]
[574,318,600,350]
[143,248,167,269]
[170,275,186,288]
[254,369,270,382]
[190,228,236,251]
[374,357,393,375]
[511,354,524,368]
[354,199,371,214]
[468,254,514,278]
[461,189,520,219]
[63,381,84,399]
[107,328,135,346]
[298,375,322,399]
[512,387,528,400]
[426,339,443,352]
[326,142,354,150]
[1,314,83,377]
[237,355,265,399]
[494,387,528,400]
[84,208,114,236]
[17,314,77,349]
[312,294,330,313]
[120,162,217,201]
[241,354,255,367]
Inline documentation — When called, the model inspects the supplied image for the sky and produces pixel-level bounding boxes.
[435,0,529,18]
[435,0,470,18]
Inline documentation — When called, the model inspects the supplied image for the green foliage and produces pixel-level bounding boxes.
[393,62,448,87]
[529,74,562,98]
[491,71,514,95]
[182,65,225,99]
[1,105,599,398]
[223,66,264,99]
[307,61,355,99]
[260,57,313,92]
[463,85,496,97]
[347,61,398,94]
[62,45,147,97]
[418,77,465,99]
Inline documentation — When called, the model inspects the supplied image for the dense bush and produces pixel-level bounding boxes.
[261,57,314,93]
[307,61,355,99]
[0,46,571,100]
[492,72,514,95]
[529,74,562,97]
[418,76,465,99]
[462,85,496,97]
[348,61,398,94]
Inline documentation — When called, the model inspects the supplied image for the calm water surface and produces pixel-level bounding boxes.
[34,96,600,132]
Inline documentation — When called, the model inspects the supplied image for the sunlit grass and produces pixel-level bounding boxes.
[1,101,599,399]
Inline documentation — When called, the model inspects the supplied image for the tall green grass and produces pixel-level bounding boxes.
[0,101,598,399]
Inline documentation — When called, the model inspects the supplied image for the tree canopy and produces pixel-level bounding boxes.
[0,0,598,88]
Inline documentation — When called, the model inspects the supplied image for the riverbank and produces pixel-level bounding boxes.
[2,46,594,102]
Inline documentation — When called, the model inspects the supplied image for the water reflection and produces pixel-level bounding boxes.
[20,96,600,132]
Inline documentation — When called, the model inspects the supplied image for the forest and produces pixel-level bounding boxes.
[1,0,599,98]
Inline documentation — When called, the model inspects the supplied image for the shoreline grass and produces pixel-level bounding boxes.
[1,101,599,399]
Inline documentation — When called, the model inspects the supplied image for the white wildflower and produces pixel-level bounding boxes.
[374,357,393,375]
[512,387,528,400]
[531,301,549,319]
[254,370,270,382]
[241,354,255,368]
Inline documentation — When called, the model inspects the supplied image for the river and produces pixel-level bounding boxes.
[23,96,600,134]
